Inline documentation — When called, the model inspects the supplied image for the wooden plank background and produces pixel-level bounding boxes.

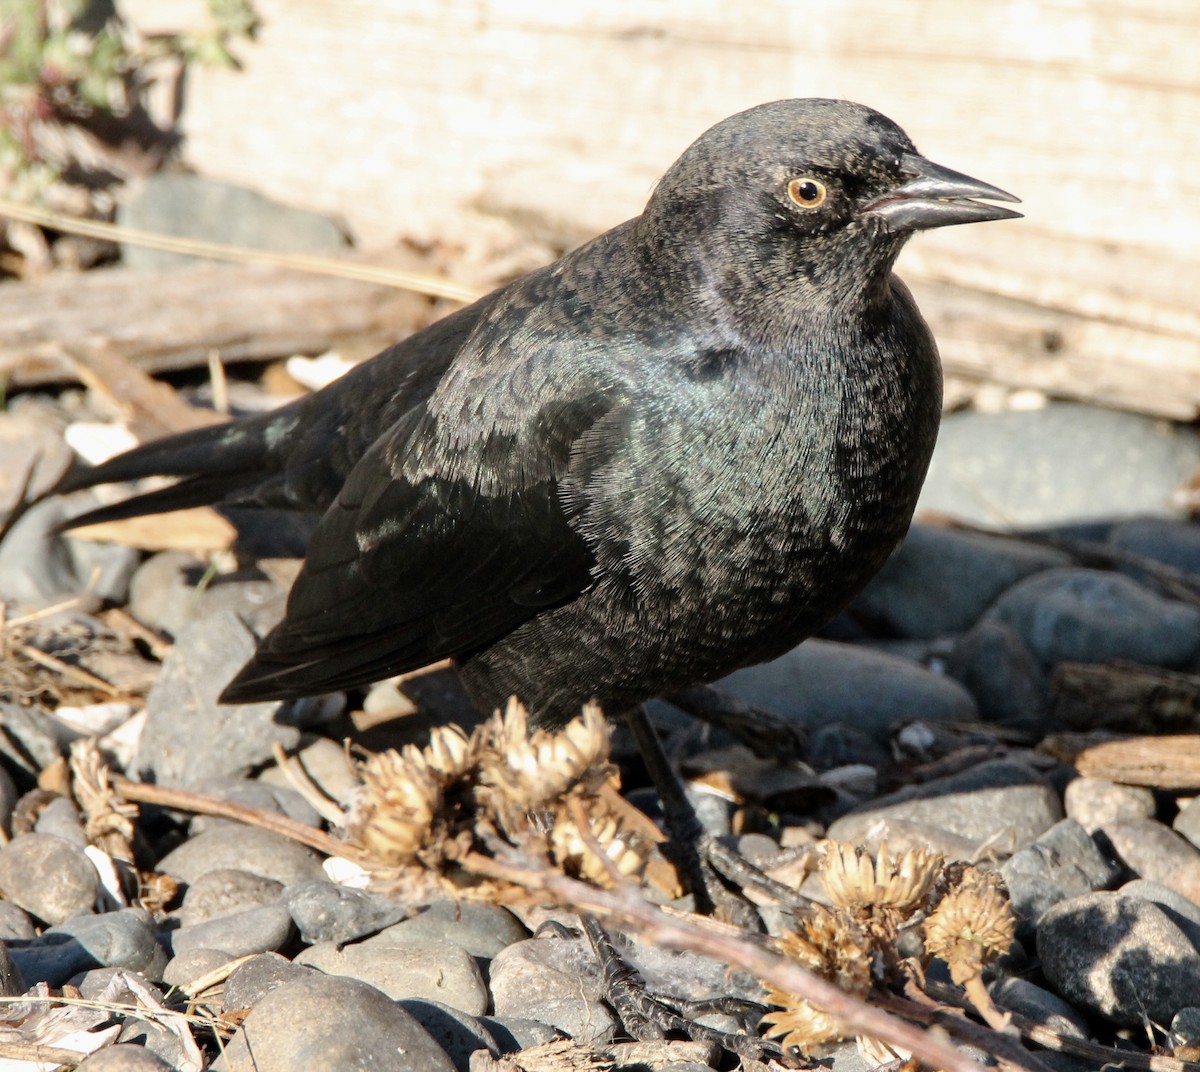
[80,1,1200,417]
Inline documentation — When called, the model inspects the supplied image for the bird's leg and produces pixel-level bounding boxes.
[619,705,746,921]
[620,704,812,915]
[581,915,782,1062]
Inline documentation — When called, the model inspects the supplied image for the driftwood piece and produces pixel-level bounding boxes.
[1052,661,1200,735]
[0,253,431,389]
[1074,735,1200,790]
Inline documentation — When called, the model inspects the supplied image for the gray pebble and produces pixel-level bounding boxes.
[156,827,326,887]
[1101,818,1200,903]
[212,972,455,1072]
[75,1046,176,1071]
[986,568,1200,669]
[1038,891,1200,1025]
[13,909,167,987]
[478,1016,561,1052]
[189,778,322,836]
[489,933,616,1046]
[398,999,498,1071]
[116,1015,193,1069]
[297,935,487,1013]
[827,759,1062,851]
[34,796,89,847]
[717,639,978,734]
[0,495,139,607]
[1000,818,1121,933]
[257,736,359,806]
[0,832,99,924]
[854,524,1070,639]
[137,606,299,788]
[177,868,285,926]
[945,620,1051,727]
[0,901,36,940]
[819,817,982,863]
[222,951,314,1013]
[168,902,293,959]
[125,550,208,639]
[161,947,229,992]
[1064,776,1156,834]
[381,899,529,959]
[917,403,1200,527]
[1173,796,1200,850]
[990,977,1088,1040]
[0,703,64,786]
[1109,517,1200,576]
[73,966,166,1004]
[1119,880,1200,951]
[283,879,407,944]
[0,408,73,523]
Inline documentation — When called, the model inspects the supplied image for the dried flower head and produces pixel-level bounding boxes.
[760,907,873,1052]
[923,865,1014,984]
[548,799,649,886]
[481,699,611,807]
[821,840,942,915]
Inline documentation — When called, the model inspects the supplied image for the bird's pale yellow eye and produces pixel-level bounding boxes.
[786,177,827,209]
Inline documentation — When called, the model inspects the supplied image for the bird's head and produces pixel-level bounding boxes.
[640,98,1020,313]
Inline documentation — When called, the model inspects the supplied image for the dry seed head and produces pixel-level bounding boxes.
[483,699,611,806]
[924,865,1015,983]
[548,805,648,885]
[760,908,873,1052]
[343,746,444,863]
[821,840,942,914]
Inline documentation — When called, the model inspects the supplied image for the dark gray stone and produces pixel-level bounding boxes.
[156,827,325,887]
[917,403,1200,527]
[0,703,67,785]
[0,902,35,941]
[991,977,1088,1039]
[378,900,530,961]
[75,1046,176,1071]
[119,173,349,271]
[945,620,1051,727]
[1109,517,1200,577]
[188,778,322,835]
[1064,776,1156,834]
[1119,879,1200,952]
[12,909,167,987]
[490,933,616,1046]
[222,951,314,1013]
[162,946,229,991]
[177,868,285,926]
[1000,818,1121,938]
[854,524,1070,638]
[0,495,140,607]
[1038,891,1200,1026]
[137,605,300,788]
[986,568,1200,669]
[296,934,488,1013]
[717,639,978,734]
[1101,818,1200,904]
[168,902,293,959]
[478,1016,561,1052]
[211,972,456,1072]
[283,880,407,944]
[827,759,1062,851]
[0,833,99,925]
[397,999,498,1071]
[34,796,88,847]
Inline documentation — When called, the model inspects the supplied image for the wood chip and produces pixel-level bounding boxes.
[1075,735,1200,789]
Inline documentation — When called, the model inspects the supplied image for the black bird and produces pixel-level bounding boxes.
[56,99,1019,727]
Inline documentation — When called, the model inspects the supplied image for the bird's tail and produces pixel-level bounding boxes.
[50,411,291,530]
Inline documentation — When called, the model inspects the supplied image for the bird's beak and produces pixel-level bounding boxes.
[863,153,1022,231]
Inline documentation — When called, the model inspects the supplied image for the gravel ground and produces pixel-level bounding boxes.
[2,378,1200,1072]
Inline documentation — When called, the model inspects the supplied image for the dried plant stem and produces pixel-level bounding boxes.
[109,777,370,865]
[464,851,995,1072]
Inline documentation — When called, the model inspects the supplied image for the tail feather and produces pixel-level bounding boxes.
[55,473,260,532]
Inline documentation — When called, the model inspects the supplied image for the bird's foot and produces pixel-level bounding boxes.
[583,916,786,1064]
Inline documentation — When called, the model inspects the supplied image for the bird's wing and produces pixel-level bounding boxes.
[219,395,624,703]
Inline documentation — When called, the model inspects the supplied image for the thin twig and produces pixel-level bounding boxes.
[110,776,370,865]
[463,851,997,1072]
[0,198,480,303]
[17,643,122,696]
